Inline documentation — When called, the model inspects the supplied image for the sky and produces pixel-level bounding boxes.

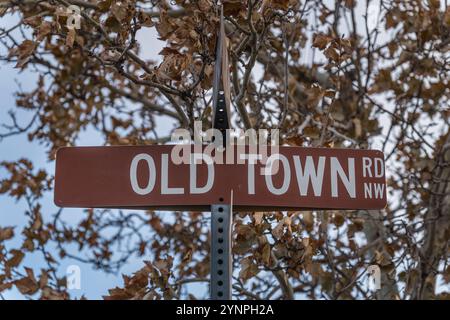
[1,0,448,300]
[1,7,214,298]
[0,12,175,299]
[0,0,392,300]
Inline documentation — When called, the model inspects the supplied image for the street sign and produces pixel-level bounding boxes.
[54,145,387,211]
[52,6,387,301]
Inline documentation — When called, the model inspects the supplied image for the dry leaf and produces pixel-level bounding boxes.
[0,227,14,241]
[66,28,76,48]
[254,212,264,225]
[312,33,331,50]
[15,276,39,295]
[7,249,25,268]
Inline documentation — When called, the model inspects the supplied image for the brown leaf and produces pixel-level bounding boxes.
[155,12,175,40]
[0,282,13,293]
[98,0,113,12]
[39,271,49,289]
[198,0,212,12]
[239,257,259,281]
[156,52,188,82]
[23,15,42,28]
[312,33,331,50]
[7,249,24,268]
[344,0,356,9]
[12,40,36,69]
[24,267,37,283]
[324,46,340,62]
[66,28,76,48]
[302,211,314,228]
[0,8,7,17]
[385,11,397,29]
[137,11,154,27]
[32,211,43,230]
[15,276,39,295]
[272,0,290,10]
[111,2,129,22]
[353,118,362,138]
[306,83,325,107]
[333,212,345,227]
[37,22,52,42]
[104,287,133,300]
[261,243,271,265]
[158,47,181,56]
[223,0,243,16]
[254,212,264,225]
[272,220,284,239]
[0,227,14,241]
[104,16,121,33]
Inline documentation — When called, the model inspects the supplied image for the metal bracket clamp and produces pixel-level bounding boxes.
[210,204,232,300]
[212,6,231,148]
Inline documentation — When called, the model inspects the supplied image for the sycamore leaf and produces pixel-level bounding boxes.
[254,212,264,225]
[15,276,39,295]
[261,243,271,265]
[324,46,340,62]
[12,40,36,69]
[137,11,154,27]
[104,16,121,32]
[272,220,284,239]
[111,2,129,22]
[37,22,52,42]
[353,118,362,138]
[7,249,24,268]
[0,227,14,241]
[66,28,76,48]
[272,0,290,10]
[104,287,133,300]
[98,0,113,12]
[312,33,331,50]
[39,271,49,289]
[239,257,259,281]
[344,0,356,9]
[272,216,291,239]
[0,282,13,293]
[222,0,243,16]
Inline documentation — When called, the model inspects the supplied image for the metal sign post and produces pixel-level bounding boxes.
[210,7,233,300]
[52,6,388,302]
[210,203,232,299]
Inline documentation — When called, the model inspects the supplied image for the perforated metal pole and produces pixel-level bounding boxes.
[210,5,233,300]
[210,204,232,300]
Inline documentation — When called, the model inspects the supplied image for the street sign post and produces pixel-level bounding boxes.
[53,6,387,301]
[210,8,233,300]
[54,144,386,300]
[54,143,387,299]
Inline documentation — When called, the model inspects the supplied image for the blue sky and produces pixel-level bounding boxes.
[2,1,448,300]
[0,13,189,299]
[0,1,390,300]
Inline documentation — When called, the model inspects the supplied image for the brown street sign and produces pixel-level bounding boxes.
[54,145,387,211]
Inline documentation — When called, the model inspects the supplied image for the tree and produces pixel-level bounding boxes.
[0,0,449,300]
